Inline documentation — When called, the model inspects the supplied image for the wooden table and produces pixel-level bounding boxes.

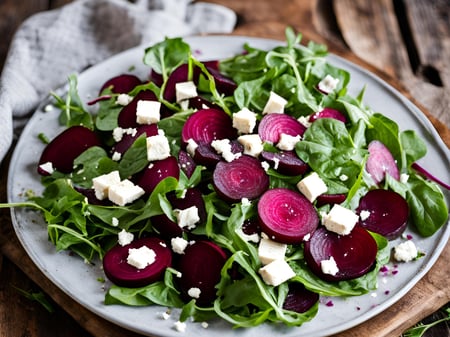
[0,1,449,336]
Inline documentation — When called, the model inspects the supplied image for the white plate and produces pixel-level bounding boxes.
[8,35,450,337]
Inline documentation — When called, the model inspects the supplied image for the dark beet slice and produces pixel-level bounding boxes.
[304,226,378,282]
[411,162,450,190]
[366,140,400,184]
[133,156,180,194]
[103,236,172,288]
[213,155,269,202]
[168,188,207,225]
[260,150,309,176]
[308,107,347,123]
[99,74,142,94]
[316,193,347,207]
[356,189,409,240]
[192,143,222,167]
[117,90,158,128]
[163,64,189,102]
[150,214,183,239]
[181,108,237,146]
[282,282,319,313]
[112,124,158,155]
[149,70,164,87]
[258,113,306,144]
[177,240,227,305]
[178,150,197,178]
[205,66,237,96]
[38,126,102,175]
[257,188,319,244]
[188,96,217,110]
[242,218,261,236]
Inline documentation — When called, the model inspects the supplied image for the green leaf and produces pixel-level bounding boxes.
[118,135,149,179]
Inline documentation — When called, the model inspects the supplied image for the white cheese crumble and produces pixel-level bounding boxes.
[39,162,54,175]
[118,229,134,246]
[320,256,339,276]
[258,236,287,265]
[116,93,133,106]
[187,287,201,299]
[171,237,189,254]
[211,139,241,162]
[262,91,287,114]
[112,127,137,142]
[394,240,418,262]
[111,217,119,227]
[92,170,121,200]
[318,74,339,94]
[108,179,145,206]
[297,115,312,128]
[359,210,371,221]
[127,246,156,269]
[237,134,264,157]
[173,320,187,333]
[258,259,295,286]
[146,134,171,161]
[260,161,270,172]
[173,206,200,230]
[232,107,257,134]
[322,204,359,235]
[296,172,328,202]
[276,133,301,151]
[186,138,198,157]
[111,151,122,161]
[176,81,197,103]
[136,100,161,125]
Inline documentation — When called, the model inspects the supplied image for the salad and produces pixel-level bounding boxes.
[6,28,449,330]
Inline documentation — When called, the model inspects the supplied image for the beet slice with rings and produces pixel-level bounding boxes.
[366,140,400,184]
[356,189,409,240]
[181,108,237,146]
[103,236,172,288]
[308,107,347,124]
[112,124,158,155]
[177,240,228,305]
[117,90,158,128]
[133,156,180,194]
[38,125,102,175]
[316,193,347,207]
[99,74,142,94]
[260,150,309,176]
[282,282,319,313]
[304,226,378,282]
[257,188,319,244]
[213,155,269,203]
[258,113,306,144]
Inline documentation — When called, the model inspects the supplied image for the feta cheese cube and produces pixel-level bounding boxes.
[176,81,197,103]
[187,287,201,299]
[111,151,122,161]
[127,245,156,269]
[322,204,358,235]
[232,107,257,134]
[211,139,241,162]
[146,134,171,161]
[394,240,418,262]
[108,179,145,206]
[92,170,121,200]
[297,116,312,128]
[258,236,287,265]
[320,256,339,276]
[296,172,328,202]
[173,206,200,230]
[317,74,339,94]
[136,100,161,125]
[171,236,189,254]
[186,138,198,157]
[262,91,287,114]
[258,259,295,286]
[116,93,133,106]
[118,229,134,246]
[276,133,301,151]
[39,162,54,175]
[237,134,264,157]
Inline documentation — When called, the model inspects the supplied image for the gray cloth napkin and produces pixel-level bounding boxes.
[0,0,236,163]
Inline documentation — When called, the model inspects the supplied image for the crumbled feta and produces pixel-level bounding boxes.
[127,246,156,269]
[136,100,161,125]
[359,210,371,221]
[339,174,348,181]
[187,287,201,299]
[394,240,418,262]
[400,173,410,184]
[320,256,339,276]
[296,172,328,202]
[232,107,257,134]
[318,74,339,94]
[111,217,119,227]
[171,237,189,254]
[303,233,311,241]
[211,139,241,162]
[297,115,312,128]
[176,81,197,103]
[322,204,358,235]
[118,229,134,246]
[261,161,270,172]
[39,162,54,175]
[161,311,171,320]
[112,127,137,142]
[173,206,200,230]
[186,138,198,157]
[146,134,171,161]
[237,134,264,157]
[262,91,287,114]
[241,198,251,206]
[92,170,121,200]
[116,93,133,106]
[201,322,209,329]
[258,259,295,286]
[276,133,301,151]
[173,321,187,333]
[108,179,145,206]
[258,236,287,265]
[111,151,122,161]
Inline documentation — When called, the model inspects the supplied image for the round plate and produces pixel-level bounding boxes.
[8,35,450,337]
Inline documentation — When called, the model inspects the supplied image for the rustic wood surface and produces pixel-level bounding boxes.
[0,1,449,337]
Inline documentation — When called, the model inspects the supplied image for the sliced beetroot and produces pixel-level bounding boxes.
[181,108,237,146]
[117,90,158,128]
[356,189,409,240]
[150,214,183,239]
[149,70,164,87]
[213,155,269,202]
[304,226,378,282]
[204,66,237,96]
[260,150,309,176]
[188,96,217,110]
[258,113,306,144]
[241,218,261,236]
[38,126,102,175]
[177,240,227,305]
[99,74,142,94]
[316,193,347,207]
[366,140,400,184]
[192,143,222,167]
[282,282,319,313]
[163,64,189,102]
[103,236,172,288]
[308,107,347,123]
[112,124,158,155]
[257,188,319,244]
[168,188,207,225]
[178,150,197,178]
[134,156,180,194]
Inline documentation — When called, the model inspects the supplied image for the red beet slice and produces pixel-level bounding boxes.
[150,214,183,240]
[260,150,309,176]
[258,188,319,244]
[178,150,197,178]
[192,143,222,167]
[308,107,347,123]
[99,74,142,94]
[316,193,347,207]
[38,126,102,175]
[103,236,172,288]
[177,240,227,305]
[366,140,400,184]
[117,90,158,128]
[133,156,180,194]
[258,113,306,144]
[181,108,237,146]
[163,64,189,102]
[282,282,319,313]
[168,188,207,224]
[356,189,409,240]
[112,124,158,155]
[213,155,269,202]
[304,226,377,282]
[205,66,237,96]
